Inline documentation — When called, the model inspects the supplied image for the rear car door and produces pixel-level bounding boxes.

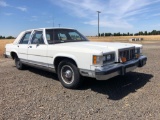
[27,30,48,65]
[17,32,31,60]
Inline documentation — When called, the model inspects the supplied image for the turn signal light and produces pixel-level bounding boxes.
[93,56,97,64]
[135,54,140,58]
[120,57,126,63]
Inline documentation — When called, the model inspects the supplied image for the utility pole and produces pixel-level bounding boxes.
[58,24,61,27]
[97,11,101,37]
[53,18,54,27]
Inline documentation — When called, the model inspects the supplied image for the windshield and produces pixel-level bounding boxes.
[45,29,89,44]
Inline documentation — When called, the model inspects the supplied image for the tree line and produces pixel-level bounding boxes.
[0,36,15,39]
[1,30,160,38]
[98,30,160,37]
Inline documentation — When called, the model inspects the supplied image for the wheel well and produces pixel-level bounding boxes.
[54,57,77,72]
[11,52,17,60]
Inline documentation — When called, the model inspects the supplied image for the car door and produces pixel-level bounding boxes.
[17,32,32,60]
[27,30,48,65]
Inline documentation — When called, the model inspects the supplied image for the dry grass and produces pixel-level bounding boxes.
[0,39,14,58]
[88,35,160,42]
[1,35,160,57]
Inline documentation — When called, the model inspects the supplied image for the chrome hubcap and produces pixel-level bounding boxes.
[61,65,74,84]
[65,70,72,78]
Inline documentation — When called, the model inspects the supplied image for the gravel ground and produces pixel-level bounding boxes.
[0,43,160,120]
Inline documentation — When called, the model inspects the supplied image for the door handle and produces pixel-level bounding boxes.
[28,46,32,48]
[17,45,19,47]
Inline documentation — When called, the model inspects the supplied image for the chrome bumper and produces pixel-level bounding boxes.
[95,55,147,80]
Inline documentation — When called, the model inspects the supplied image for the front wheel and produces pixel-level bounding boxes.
[57,60,82,89]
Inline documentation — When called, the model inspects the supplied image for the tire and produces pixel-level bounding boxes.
[57,60,82,89]
[15,56,24,70]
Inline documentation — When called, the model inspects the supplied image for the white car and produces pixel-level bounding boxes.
[4,28,147,89]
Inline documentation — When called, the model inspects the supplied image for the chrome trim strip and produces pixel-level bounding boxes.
[21,58,47,66]
[20,59,56,73]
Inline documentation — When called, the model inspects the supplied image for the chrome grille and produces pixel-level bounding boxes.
[119,47,135,61]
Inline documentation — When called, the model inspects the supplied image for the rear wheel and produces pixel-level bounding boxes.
[15,56,24,70]
[57,60,82,89]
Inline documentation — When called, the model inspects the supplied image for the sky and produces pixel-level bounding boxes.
[1,0,160,37]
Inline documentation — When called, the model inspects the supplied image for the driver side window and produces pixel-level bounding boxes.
[69,32,82,40]
[31,31,44,44]
[58,33,67,40]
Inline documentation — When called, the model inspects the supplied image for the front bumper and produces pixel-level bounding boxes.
[95,55,147,80]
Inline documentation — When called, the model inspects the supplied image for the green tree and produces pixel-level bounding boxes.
[117,32,121,36]
[148,32,151,35]
[144,31,148,35]
[101,33,104,37]
[0,36,5,39]
[151,30,156,35]
[139,31,143,35]
[134,33,139,36]
[157,31,160,35]
[6,36,15,39]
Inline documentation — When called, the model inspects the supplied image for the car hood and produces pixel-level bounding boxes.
[54,41,142,53]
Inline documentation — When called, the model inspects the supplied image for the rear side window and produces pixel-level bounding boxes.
[31,31,44,44]
[19,32,31,44]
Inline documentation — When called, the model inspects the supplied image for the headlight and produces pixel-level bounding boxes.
[140,48,142,54]
[103,53,115,64]
[93,53,115,65]
[135,48,140,54]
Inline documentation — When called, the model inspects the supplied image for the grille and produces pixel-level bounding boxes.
[119,47,135,62]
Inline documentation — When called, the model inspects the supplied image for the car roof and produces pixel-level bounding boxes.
[24,27,75,32]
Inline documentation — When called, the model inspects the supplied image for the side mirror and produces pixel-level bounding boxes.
[36,42,39,47]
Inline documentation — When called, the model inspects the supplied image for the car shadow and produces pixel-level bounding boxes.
[80,72,153,100]
[15,65,153,100]
[25,66,59,81]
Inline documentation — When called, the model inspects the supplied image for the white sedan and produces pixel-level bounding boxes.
[4,28,147,89]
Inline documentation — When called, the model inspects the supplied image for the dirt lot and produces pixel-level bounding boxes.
[0,42,160,119]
